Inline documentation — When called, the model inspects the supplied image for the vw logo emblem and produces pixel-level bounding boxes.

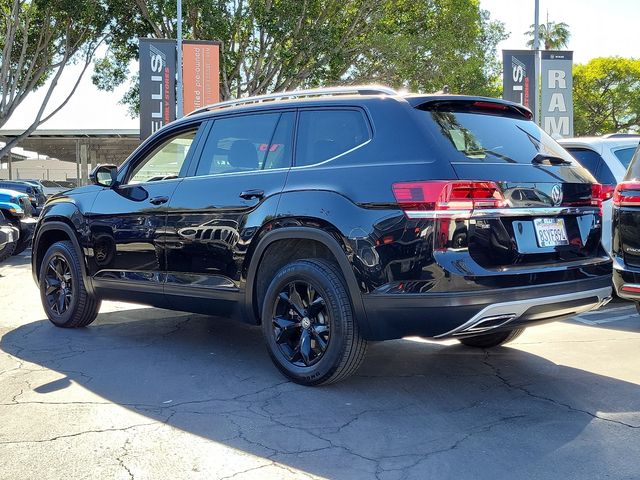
[551,185,563,206]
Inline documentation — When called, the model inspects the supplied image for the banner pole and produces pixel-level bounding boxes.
[533,0,540,125]
[176,0,183,118]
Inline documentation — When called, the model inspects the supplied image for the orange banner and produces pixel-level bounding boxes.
[182,41,220,115]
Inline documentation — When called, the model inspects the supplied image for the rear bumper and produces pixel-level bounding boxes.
[361,275,612,340]
[613,258,640,302]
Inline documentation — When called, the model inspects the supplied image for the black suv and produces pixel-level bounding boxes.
[32,87,612,385]
[612,143,640,313]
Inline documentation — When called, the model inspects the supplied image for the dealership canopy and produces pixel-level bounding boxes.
[0,129,140,184]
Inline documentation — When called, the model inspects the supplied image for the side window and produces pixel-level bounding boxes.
[195,112,293,176]
[295,109,370,166]
[613,146,637,169]
[128,130,197,184]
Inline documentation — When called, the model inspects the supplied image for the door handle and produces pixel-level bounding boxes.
[149,196,169,205]
[239,189,264,201]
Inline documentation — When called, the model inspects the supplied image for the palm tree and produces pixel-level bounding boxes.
[525,19,570,50]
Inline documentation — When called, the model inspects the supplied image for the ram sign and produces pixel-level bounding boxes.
[541,51,574,138]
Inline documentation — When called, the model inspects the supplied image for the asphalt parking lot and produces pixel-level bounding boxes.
[1,251,639,480]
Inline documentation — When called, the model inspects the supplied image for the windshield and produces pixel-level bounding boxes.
[422,109,576,165]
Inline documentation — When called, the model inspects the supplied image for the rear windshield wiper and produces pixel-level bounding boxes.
[531,153,573,166]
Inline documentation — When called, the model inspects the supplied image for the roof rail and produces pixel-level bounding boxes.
[602,133,640,139]
[186,85,398,117]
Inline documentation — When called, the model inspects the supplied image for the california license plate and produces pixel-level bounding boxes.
[533,218,569,248]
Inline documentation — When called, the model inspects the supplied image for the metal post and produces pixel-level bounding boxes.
[80,143,88,186]
[176,0,183,118]
[533,0,540,125]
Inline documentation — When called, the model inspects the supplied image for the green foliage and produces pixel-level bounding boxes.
[93,0,507,114]
[573,57,640,136]
[525,20,570,50]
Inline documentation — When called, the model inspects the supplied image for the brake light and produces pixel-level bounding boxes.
[392,180,506,218]
[613,182,640,207]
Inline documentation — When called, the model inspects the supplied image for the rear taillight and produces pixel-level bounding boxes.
[392,180,506,218]
[613,182,640,207]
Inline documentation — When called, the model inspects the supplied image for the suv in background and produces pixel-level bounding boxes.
[0,180,46,214]
[559,135,640,252]
[0,188,35,259]
[612,143,640,314]
[32,87,612,385]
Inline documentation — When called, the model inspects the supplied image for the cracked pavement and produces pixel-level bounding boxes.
[1,252,640,479]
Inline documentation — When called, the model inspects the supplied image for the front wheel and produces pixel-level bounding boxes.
[458,328,524,348]
[39,240,101,328]
[261,259,367,386]
[0,241,16,263]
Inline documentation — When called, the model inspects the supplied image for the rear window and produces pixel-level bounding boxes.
[565,148,617,185]
[420,108,575,165]
[613,146,637,168]
[625,145,640,181]
[0,183,27,192]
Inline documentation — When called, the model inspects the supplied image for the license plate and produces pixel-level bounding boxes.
[533,218,569,248]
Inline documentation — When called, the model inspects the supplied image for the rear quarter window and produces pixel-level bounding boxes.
[295,109,371,167]
[624,144,640,181]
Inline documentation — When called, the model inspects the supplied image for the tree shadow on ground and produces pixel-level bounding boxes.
[1,309,639,479]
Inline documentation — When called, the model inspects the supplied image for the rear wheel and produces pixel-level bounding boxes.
[39,240,101,328]
[261,259,367,386]
[458,328,524,348]
[0,241,16,263]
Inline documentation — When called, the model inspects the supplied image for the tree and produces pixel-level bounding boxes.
[573,57,640,136]
[525,20,570,50]
[93,0,507,114]
[0,0,108,159]
[349,0,507,97]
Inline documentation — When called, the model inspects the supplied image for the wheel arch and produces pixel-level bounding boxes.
[244,226,371,336]
[32,219,94,295]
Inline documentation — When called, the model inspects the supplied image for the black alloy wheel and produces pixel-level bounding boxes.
[44,254,73,315]
[272,281,331,367]
[261,259,367,386]
[39,240,101,328]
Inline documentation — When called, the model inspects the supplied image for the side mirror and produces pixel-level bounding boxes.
[90,164,118,187]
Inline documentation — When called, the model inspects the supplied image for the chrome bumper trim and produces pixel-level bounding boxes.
[435,286,612,338]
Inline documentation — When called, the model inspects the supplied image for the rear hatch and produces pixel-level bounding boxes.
[613,145,640,268]
[401,98,610,271]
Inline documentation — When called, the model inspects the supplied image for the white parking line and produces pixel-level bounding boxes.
[573,313,638,325]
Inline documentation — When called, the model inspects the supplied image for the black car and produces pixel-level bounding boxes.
[0,180,46,213]
[612,144,640,313]
[31,87,612,385]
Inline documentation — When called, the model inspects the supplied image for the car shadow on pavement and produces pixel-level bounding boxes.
[2,309,640,479]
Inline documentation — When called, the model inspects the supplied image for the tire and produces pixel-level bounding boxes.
[0,241,16,263]
[458,328,525,348]
[635,303,640,316]
[261,259,367,386]
[39,240,101,328]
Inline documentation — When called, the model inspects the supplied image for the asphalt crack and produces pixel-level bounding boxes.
[482,351,640,429]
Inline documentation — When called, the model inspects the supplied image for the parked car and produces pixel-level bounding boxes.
[22,179,69,197]
[559,135,640,252]
[32,87,612,385]
[0,180,46,214]
[612,142,640,314]
[0,209,20,262]
[0,188,36,257]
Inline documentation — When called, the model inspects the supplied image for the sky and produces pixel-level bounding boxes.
[3,0,640,133]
